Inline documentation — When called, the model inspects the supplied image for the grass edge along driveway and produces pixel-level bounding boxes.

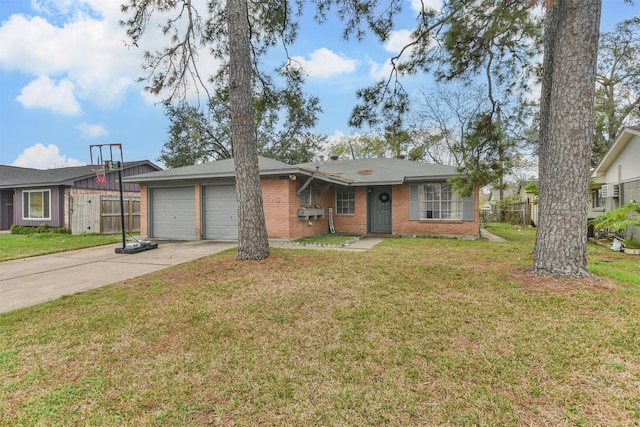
[1,225,639,425]
[0,233,121,262]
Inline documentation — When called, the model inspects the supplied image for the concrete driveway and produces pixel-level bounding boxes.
[0,240,236,314]
[0,237,383,314]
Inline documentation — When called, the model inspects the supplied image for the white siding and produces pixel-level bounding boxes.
[604,136,640,184]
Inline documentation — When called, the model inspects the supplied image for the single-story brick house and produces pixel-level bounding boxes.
[0,161,161,233]
[123,156,480,241]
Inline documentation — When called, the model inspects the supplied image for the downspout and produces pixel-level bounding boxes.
[618,164,623,205]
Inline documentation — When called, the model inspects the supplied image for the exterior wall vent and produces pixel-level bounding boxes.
[601,184,619,198]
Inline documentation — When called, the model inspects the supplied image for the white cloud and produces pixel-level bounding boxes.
[76,123,108,138]
[369,28,437,80]
[383,29,414,54]
[31,0,101,19]
[369,59,393,81]
[368,29,415,80]
[0,4,179,106]
[15,76,80,115]
[0,13,131,106]
[327,130,347,145]
[12,143,84,169]
[0,1,222,108]
[409,0,444,14]
[290,48,357,79]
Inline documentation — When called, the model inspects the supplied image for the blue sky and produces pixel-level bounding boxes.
[0,0,635,169]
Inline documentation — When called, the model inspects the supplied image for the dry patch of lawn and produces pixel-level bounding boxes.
[1,236,639,425]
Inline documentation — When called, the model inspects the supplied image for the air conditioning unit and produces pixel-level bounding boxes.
[601,184,619,198]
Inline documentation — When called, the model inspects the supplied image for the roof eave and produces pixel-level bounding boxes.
[594,127,640,174]
[0,182,74,189]
[123,166,300,184]
[404,174,459,182]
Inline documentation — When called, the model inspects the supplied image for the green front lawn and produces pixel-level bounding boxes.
[485,222,640,287]
[1,226,639,425]
[0,233,122,261]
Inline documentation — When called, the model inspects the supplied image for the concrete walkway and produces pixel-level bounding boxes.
[480,228,507,242]
[270,236,384,251]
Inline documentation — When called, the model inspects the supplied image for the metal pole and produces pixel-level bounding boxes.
[118,167,126,249]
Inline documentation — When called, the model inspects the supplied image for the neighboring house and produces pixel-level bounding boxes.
[590,126,640,236]
[0,161,161,233]
[487,185,519,207]
[485,180,538,226]
[123,156,480,241]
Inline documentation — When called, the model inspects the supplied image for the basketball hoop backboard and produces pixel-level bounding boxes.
[90,143,123,187]
[89,143,124,171]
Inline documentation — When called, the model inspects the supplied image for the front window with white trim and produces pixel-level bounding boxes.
[418,183,462,219]
[23,189,51,220]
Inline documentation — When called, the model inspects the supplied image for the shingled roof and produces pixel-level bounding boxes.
[0,161,156,189]
[123,157,461,186]
[297,158,459,186]
[124,157,297,183]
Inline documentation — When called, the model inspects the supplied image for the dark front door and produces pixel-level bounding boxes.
[0,191,13,230]
[369,186,392,233]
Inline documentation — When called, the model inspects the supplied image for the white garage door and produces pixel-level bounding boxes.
[151,187,196,240]
[204,185,238,240]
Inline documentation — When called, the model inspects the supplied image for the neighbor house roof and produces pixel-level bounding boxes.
[123,156,461,186]
[0,161,158,189]
[593,126,640,177]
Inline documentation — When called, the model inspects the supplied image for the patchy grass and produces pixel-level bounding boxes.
[588,243,640,287]
[1,230,639,425]
[294,233,360,246]
[485,222,640,287]
[0,233,121,261]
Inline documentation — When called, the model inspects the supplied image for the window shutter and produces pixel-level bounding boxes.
[462,195,475,221]
[409,184,420,220]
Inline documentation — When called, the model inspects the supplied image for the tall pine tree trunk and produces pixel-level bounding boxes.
[533,0,601,276]
[227,0,270,260]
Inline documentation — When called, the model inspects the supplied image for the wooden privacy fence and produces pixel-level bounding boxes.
[101,197,140,235]
[71,194,140,234]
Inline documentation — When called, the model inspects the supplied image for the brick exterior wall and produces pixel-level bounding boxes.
[391,184,480,238]
[333,187,368,234]
[262,178,333,239]
[139,185,148,237]
[139,180,481,240]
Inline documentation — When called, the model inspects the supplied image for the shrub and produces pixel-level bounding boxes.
[590,202,640,242]
[10,225,31,235]
[10,224,70,235]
